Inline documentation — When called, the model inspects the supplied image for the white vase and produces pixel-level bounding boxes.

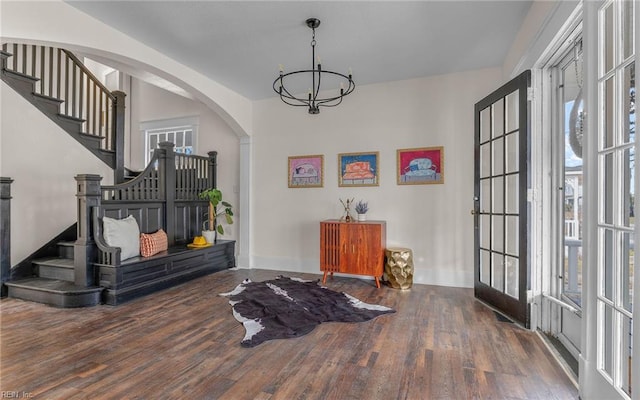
[202,230,216,244]
[357,213,367,222]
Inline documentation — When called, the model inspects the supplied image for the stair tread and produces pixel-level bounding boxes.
[56,113,85,123]
[33,257,74,269]
[79,131,106,140]
[58,241,75,247]
[32,92,64,104]
[0,50,12,58]
[1,68,39,82]
[6,278,102,294]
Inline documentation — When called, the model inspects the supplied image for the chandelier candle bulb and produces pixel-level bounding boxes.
[279,64,284,72]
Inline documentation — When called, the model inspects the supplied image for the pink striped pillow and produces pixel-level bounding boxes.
[140,229,168,257]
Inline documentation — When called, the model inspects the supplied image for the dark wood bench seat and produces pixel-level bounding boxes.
[93,206,235,305]
[95,240,235,305]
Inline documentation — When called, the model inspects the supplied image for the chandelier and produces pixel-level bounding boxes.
[273,18,355,114]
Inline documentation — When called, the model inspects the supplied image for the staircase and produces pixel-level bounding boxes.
[5,239,102,308]
[0,43,125,183]
[1,42,127,306]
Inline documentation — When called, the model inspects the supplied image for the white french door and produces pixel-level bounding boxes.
[582,1,637,398]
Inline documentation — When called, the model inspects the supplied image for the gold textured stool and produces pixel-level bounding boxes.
[384,247,414,289]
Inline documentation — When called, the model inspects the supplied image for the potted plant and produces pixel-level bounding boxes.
[355,200,368,222]
[199,188,234,243]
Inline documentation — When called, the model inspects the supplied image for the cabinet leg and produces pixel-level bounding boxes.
[323,271,328,284]
[375,276,381,288]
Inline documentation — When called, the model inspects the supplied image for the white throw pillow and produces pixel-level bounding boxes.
[102,215,140,261]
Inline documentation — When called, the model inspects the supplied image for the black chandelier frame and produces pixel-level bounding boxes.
[273,18,355,114]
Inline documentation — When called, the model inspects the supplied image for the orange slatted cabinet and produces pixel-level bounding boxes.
[320,220,386,288]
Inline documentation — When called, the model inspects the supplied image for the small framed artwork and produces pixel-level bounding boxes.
[288,155,324,188]
[338,151,379,187]
[397,146,444,185]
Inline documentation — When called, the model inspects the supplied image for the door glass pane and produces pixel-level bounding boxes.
[505,90,519,132]
[604,77,614,148]
[603,303,613,376]
[492,177,504,213]
[492,98,504,138]
[481,215,490,249]
[493,137,504,175]
[505,132,519,173]
[492,253,504,291]
[505,216,519,256]
[492,215,504,253]
[602,153,614,225]
[623,147,635,227]
[481,250,491,284]
[622,1,634,60]
[480,107,491,143]
[481,179,491,213]
[622,314,632,396]
[624,63,635,144]
[481,143,491,178]
[623,232,634,313]
[505,255,519,298]
[604,3,614,73]
[506,175,519,214]
[603,229,614,301]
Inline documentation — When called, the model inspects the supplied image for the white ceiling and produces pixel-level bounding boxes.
[66,1,532,101]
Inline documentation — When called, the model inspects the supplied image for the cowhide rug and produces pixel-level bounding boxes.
[220,276,395,347]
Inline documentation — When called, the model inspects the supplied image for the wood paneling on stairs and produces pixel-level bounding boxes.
[0,269,578,399]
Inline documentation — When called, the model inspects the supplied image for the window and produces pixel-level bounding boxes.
[141,117,198,165]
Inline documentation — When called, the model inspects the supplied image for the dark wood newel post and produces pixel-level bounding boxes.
[208,151,218,189]
[74,174,102,287]
[112,90,126,184]
[1,177,13,297]
[159,142,176,246]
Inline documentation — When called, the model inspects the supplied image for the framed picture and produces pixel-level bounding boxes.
[288,155,324,188]
[397,146,444,185]
[338,151,379,187]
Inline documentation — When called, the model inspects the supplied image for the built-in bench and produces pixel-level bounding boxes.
[75,142,235,305]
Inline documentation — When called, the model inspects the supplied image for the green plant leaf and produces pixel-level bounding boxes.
[225,214,233,225]
[217,225,224,235]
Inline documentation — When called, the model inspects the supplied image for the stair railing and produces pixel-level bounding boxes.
[2,43,125,182]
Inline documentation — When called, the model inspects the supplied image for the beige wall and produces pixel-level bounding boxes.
[251,68,502,287]
[128,78,241,241]
[1,83,114,265]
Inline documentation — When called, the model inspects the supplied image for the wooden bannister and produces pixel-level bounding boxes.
[1,177,13,297]
[2,43,126,182]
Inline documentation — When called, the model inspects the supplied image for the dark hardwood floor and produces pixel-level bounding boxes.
[1,269,578,399]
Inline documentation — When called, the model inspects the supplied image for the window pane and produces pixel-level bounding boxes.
[505,90,519,132]
[481,250,490,285]
[481,178,491,213]
[506,132,519,173]
[564,238,582,298]
[506,175,519,214]
[622,0,634,60]
[185,130,193,147]
[168,132,174,143]
[481,215,490,249]
[505,216,518,256]
[622,314,632,396]
[624,63,636,144]
[603,229,614,301]
[602,303,613,376]
[505,255,519,299]
[492,215,504,253]
[623,232,634,313]
[480,107,491,143]
[603,3,614,73]
[176,131,184,147]
[492,98,504,138]
[492,252,504,292]
[493,137,504,175]
[481,143,491,178]
[602,153,614,225]
[492,176,503,213]
[604,77,614,149]
[623,147,635,228]
[150,134,158,149]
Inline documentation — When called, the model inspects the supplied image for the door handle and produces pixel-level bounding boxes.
[471,209,477,215]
